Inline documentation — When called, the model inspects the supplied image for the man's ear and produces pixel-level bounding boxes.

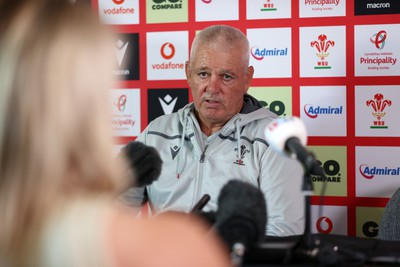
[185,61,191,85]
[245,66,254,91]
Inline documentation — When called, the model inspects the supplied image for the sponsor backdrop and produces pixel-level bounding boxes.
[93,0,400,238]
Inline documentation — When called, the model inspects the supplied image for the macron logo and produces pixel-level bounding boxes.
[115,39,129,67]
[159,94,178,114]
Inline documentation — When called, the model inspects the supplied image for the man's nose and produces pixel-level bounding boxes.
[206,75,220,93]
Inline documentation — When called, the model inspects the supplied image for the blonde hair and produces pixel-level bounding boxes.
[0,0,127,260]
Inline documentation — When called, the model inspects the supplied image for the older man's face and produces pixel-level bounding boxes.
[185,41,253,127]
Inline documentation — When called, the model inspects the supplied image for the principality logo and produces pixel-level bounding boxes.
[316,216,333,234]
[233,145,250,166]
[370,30,387,50]
[359,164,400,179]
[160,42,176,60]
[304,104,343,119]
[261,0,277,11]
[310,34,335,69]
[114,95,127,112]
[250,46,288,61]
[366,93,391,129]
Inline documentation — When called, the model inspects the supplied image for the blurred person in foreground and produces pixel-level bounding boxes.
[0,1,231,267]
[122,25,305,237]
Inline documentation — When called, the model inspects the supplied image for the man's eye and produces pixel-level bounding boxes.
[223,74,233,81]
[198,72,208,78]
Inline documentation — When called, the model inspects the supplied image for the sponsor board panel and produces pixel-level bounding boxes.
[355,24,400,76]
[113,33,140,80]
[146,0,188,23]
[355,85,400,136]
[248,87,292,117]
[195,0,239,22]
[247,28,292,78]
[300,86,347,136]
[110,89,141,137]
[308,146,347,197]
[355,0,400,16]
[356,207,385,238]
[300,26,346,77]
[356,146,400,198]
[99,0,139,25]
[311,205,348,235]
[246,0,291,20]
[147,88,189,123]
[147,31,188,80]
[299,0,346,18]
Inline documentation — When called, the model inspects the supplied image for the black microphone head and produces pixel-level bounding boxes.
[215,180,267,251]
[121,141,163,187]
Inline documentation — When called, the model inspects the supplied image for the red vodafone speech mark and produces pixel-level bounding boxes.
[113,0,124,5]
[160,43,175,60]
[316,217,333,234]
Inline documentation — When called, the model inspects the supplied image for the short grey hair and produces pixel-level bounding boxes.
[189,25,250,71]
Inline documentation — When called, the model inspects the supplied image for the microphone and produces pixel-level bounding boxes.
[214,180,266,266]
[120,141,163,187]
[191,194,211,212]
[264,116,323,176]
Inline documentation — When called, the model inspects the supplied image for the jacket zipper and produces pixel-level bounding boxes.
[199,145,208,163]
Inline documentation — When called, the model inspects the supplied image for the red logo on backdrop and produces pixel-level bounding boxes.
[366,93,391,129]
[359,164,374,179]
[160,42,176,60]
[261,0,276,11]
[311,34,335,69]
[115,95,127,112]
[250,46,264,61]
[113,0,125,4]
[370,30,387,50]
[316,217,333,234]
[201,0,212,3]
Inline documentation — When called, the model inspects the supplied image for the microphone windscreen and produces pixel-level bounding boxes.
[215,180,266,249]
[121,141,163,187]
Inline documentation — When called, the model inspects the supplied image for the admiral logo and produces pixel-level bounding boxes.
[305,0,340,12]
[152,0,182,10]
[304,104,343,118]
[359,164,400,179]
[310,34,335,69]
[148,88,188,123]
[355,0,400,16]
[366,93,392,129]
[113,34,139,80]
[152,42,184,70]
[250,46,288,61]
[233,145,250,166]
[261,0,277,12]
[316,217,333,234]
[312,160,341,183]
[363,221,379,238]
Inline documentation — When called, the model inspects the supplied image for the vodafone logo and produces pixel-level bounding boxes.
[201,0,212,3]
[316,217,333,234]
[160,43,175,60]
[113,0,124,4]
